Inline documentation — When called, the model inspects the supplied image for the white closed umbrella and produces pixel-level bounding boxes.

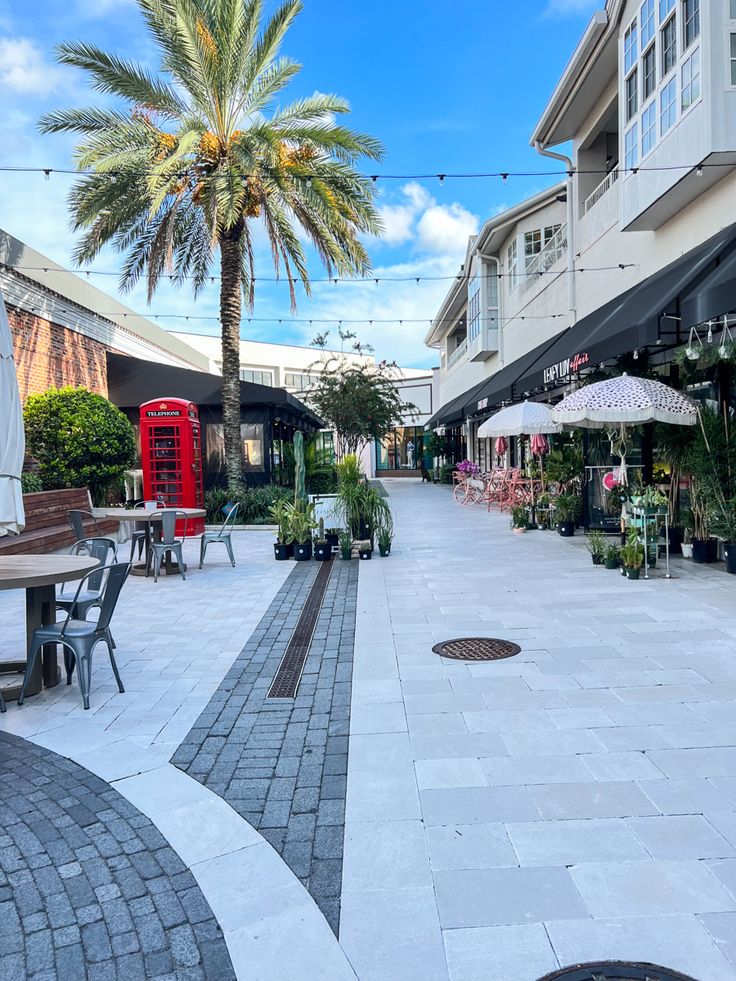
[0,293,25,536]
[477,400,561,439]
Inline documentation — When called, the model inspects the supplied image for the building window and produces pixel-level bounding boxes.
[625,124,639,170]
[284,371,320,391]
[660,76,677,133]
[624,21,638,73]
[626,68,639,120]
[507,239,518,290]
[732,0,736,18]
[659,0,675,19]
[524,229,542,272]
[681,47,700,109]
[643,43,657,98]
[641,101,657,155]
[682,0,699,49]
[468,277,481,341]
[641,0,655,45]
[239,368,273,386]
[661,13,677,76]
[732,34,736,86]
[544,224,562,244]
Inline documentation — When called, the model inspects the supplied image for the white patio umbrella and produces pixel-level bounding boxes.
[477,400,561,439]
[552,373,698,485]
[0,293,25,536]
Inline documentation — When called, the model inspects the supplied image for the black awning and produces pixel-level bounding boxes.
[681,247,736,330]
[425,379,487,429]
[463,330,569,418]
[106,352,323,429]
[514,222,736,394]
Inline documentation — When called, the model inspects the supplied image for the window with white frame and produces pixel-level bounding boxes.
[731,0,736,19]
[625,124,639,169]
[641,0,655,45]
[641,101,657,155]
[659,0,675,18]
[507,239,518,290]
[643,43,657,98]
[681,47,700,110]
[624,22,638,72]
[682,0,699,50]
[240,368,273,385]
[544,224,562,245]
[524,229,542,270]
[731,34,736,86]
[284,371,320,391]
[626,69,640,121]
[468,276,481,341]
[660,76,677,132]
[661,12,677,77]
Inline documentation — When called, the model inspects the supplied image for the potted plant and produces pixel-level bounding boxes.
[555,493,581,537]
[269,499,294,560]
[681,524,693,559]
[621,541,645,580]
[712,499,736,574]
[510,506,527,534]
[313,518,331,562]
[339,531,353,560]
[536,492,552,529]
[356,539,373,560]
[325,527,341,548]
[288,502,317,561]
[604,543,621,570]
[586,530,606,565]
[377,527,392,557]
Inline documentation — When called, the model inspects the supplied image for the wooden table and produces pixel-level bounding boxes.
[0,554,99,701]
[104,508,206,576]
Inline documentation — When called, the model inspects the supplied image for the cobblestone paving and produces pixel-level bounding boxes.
[172,557,358,934]
[0,731,235,981]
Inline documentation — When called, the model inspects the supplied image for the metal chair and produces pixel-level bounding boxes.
[199,502,239,569]
[18,563,131,711]
[146,510,188,582]
[67,509,101,543]
[58,538,118,619]
[129,500,159,563]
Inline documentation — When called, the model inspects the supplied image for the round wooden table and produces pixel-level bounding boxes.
[103,508,206,576]
[0,554,99,701]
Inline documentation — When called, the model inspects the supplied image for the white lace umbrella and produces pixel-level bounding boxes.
[551,374,698,429]
[477,400,561,438]
[0,293,25,536]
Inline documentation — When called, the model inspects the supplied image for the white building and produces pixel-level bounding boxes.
[427,0,736,472]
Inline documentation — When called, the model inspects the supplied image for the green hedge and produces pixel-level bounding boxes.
[205,484,293,524]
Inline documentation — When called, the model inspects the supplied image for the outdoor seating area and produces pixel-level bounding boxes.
[0,488,119,556]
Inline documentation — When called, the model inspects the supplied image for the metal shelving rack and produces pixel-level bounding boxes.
[628,505,671,579]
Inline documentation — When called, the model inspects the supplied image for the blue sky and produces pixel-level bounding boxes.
[0,0,600,366]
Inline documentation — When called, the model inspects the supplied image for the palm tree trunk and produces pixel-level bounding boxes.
[219,229,244,490]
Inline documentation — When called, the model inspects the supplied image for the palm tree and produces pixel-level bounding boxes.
[40,0,383,489]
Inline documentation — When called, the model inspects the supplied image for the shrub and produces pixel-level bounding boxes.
[24,387,135,504]
[205,484,292,524]
[21,472,43,494]
[308,466,338,495]
[439,464,455,484]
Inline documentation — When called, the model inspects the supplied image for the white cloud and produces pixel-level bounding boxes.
[416,202,478,256]
[544,0,600,16]
[0,37,64,95]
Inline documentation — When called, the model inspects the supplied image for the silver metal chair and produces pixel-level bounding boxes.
[147,510,188,582]
[67,509,101,543]
[129,500,159,563]
[199,503,239,569]
[19,563,131,711]
[58,538,118,619]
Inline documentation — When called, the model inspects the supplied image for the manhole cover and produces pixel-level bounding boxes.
[537,963,700,981]
[432,637,521,661]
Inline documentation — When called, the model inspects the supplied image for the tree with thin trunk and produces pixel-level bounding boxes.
[40,0,383,489]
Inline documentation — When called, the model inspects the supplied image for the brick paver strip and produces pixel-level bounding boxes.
[0,731,235,981]
[173,557,358,934]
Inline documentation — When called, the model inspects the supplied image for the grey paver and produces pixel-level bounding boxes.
[507,817,649,866]
[628,815,736,860]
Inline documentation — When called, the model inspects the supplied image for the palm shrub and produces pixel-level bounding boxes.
[41,0,384,490]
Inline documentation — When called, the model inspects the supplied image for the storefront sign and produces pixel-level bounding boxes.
[145,402,183,418]
[543,351,590,385]
[477,397,489,411]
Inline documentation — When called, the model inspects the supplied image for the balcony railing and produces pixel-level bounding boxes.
[584,167,619,214]
[447,337,468,368]
[521,224,567,293]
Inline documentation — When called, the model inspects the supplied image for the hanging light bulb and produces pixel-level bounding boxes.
[633,348,639,360]
[697,164,703,177]
[685,326,703,361]
[707,321,713,344]
[718,316,734,359]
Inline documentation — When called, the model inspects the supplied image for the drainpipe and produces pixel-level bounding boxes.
[534,141,576,323]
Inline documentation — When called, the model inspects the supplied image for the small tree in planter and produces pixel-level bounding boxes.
[586,530,607,565]
[287,502,317,561]
[554,494,581,537]
[269,500,294,560]
[621,541,645,580]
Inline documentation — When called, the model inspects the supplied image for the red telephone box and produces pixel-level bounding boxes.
[139,398,205,536]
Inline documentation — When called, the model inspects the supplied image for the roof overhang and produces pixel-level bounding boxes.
[474,183,568,257]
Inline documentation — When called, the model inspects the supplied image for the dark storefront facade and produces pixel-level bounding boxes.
[107,352,323,489]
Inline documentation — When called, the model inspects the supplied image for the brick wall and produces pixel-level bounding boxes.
[8,305,108,402]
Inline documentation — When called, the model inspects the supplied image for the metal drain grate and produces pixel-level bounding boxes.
[537,963,700,981]
[267,558,333,698]
[432,637,521,661]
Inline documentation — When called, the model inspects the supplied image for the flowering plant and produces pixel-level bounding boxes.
[456,459,480,475]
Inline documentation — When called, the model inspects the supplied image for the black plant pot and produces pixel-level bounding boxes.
[558,522,575,538]
[314,542,331,561]
[591,554,603,566]
[668,526,683,556]
[378,544,390,557]
[724,543,736,574]
[274,542,293,561]
[358,548,373,560]
[326,533,340,548]
[692,538,718,564]
[294,541,313,561]
[604,558,620,570]
[625,567,641,580]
